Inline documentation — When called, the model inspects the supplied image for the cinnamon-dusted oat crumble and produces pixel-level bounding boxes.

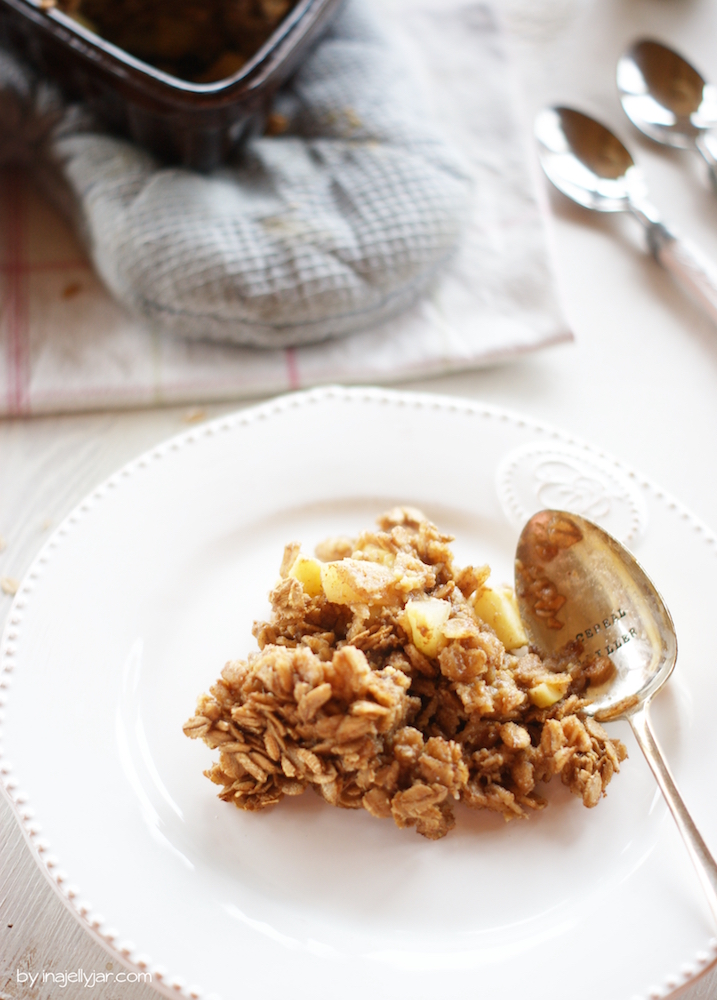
[184,508,627,839]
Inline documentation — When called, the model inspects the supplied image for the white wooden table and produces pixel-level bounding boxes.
[3,0,717,996]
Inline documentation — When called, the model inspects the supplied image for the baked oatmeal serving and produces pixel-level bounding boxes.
[52,0,299,82]
[184,508,626,839]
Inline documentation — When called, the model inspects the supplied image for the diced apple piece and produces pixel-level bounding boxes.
[358,543,396,567]
[528,676,571,708]
[394,571,425,596]
[320,559,394,605]
[473,585,528,650]
[288,555,324,597]
[405,598,451,658]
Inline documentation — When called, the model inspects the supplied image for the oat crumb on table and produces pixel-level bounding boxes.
[184,508,627,839]
[0,576,19,596]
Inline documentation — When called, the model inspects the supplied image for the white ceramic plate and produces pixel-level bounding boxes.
[2,387,717,1000]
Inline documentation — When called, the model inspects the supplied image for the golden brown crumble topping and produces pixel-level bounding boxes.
[184,508,626,839]
[54,0,298,83]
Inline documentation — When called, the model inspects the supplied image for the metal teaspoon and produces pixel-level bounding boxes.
[515,509,717,925]
[618,39,717,191]
[535,105,717,326]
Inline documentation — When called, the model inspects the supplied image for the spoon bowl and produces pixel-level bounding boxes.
[534,105,648,211]
[618,39,717,187]
[618,39,717,148]
[515,509,717,923]
[515,508,677,721]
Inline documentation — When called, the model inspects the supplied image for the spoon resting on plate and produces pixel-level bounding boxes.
[515,509,717,925]
[617,39,717,191]
[535,105,717,326]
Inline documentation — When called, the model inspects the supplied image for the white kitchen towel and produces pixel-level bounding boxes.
[0,0,570,416]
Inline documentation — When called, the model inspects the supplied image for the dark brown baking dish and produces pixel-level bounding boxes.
[0,0,341,170]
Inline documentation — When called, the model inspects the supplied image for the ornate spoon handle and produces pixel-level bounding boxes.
[646,222,717,327]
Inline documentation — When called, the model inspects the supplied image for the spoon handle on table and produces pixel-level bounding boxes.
[696,133,717,194]
[647,222,717,327]
[629,705,717,925]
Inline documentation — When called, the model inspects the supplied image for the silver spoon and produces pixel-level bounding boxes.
[617,39,717,190]
[535,105,717,326]
[515,509,717,925]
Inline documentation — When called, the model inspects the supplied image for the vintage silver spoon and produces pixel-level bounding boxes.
[535,105,717,326]
[617,39,717,190]
[515,509,717,924]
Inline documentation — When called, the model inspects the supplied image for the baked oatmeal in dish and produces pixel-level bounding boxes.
[52,0,300,82]
[184,508,626,839]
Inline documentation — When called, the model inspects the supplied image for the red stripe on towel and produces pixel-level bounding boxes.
[285,347,300,390]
